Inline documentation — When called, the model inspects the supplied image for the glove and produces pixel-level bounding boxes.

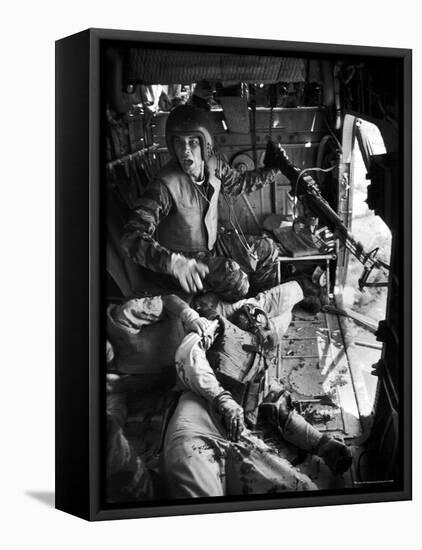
[180,307,211,336]
[213,391,245,442]
[169,254,209,294]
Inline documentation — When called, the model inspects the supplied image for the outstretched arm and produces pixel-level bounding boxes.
[175,327,223,401]
[213,155,280,197]
[175,326,245,441]
[108,293,210,337]
[121,182,209,293]
[162,294,211,336]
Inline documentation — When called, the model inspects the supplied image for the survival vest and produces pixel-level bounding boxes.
[207,317,268,427]
[155,160,221,254]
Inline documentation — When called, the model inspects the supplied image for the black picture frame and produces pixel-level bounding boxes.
[55,28,412,521]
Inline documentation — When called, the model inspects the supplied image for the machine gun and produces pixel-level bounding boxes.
[265,142,390,290]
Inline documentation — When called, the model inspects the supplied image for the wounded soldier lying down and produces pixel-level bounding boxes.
[106,293,210,501]
[163,281,352,498]
[106,281,351,501]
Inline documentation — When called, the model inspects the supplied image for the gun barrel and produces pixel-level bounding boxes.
[279,156,388,273]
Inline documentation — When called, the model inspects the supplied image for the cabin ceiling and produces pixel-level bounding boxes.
[122,48,306,85]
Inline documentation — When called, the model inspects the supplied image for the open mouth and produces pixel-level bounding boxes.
[183,159,194,167]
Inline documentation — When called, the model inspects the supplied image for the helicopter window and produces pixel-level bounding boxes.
[340,118,391,413]
[342,119,390,319]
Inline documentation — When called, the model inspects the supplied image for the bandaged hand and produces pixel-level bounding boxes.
[180,307,211,336]
[169,254,209,294]
[214,391,245,442]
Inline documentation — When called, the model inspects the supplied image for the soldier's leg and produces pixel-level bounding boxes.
[244,280,304,319]
[225,432,317,495]
[197,280,303,320]
[163,392,228,498]
[163,392,316,497]
[261,390,353,476]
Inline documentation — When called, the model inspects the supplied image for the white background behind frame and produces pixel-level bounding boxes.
[0,0,419,548]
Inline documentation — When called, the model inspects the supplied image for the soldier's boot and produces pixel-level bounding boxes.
[260,391,352,476]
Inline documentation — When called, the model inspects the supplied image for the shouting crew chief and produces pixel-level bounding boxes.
[121,104,285,302]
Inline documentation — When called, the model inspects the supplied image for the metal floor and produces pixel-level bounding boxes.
[258,306,367,490]
[124,306,371,494]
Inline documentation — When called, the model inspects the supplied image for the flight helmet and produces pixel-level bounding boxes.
[165,104,215,163]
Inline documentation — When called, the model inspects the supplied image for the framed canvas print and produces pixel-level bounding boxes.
[55,28,412,520]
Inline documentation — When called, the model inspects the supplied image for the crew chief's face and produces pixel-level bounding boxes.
[173,135,203,180]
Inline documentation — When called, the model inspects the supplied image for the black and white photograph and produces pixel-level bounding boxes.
[101,36,410,511]
[4,0,421,544]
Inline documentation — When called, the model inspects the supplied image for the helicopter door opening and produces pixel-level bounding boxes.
[336,114,392,415]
